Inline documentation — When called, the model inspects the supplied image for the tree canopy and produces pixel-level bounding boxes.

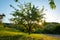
[10,2,45,34]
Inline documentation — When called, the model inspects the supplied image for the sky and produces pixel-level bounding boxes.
[0,0,60,23]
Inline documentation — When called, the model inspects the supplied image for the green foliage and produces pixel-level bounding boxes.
[53,24,60,34]
[14,0,18,2]
[33,22,60,34]
[10,2,45,35]
[49,0,56,9]
[0,14,5,24]
[42,23,60,34]
[43,24,56,34]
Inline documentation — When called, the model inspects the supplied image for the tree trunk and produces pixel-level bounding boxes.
[29,26,31,35]
[28,23,31,35]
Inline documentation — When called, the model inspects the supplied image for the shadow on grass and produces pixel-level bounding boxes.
[0,35,23,40]
[26,36,43,40]
[0,35,43,40]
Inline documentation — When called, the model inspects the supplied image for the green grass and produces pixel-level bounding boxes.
[0,27,60,40]
[29,34,60,40]
[0,27,25,36]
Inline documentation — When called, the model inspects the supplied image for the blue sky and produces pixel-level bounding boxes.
[0,0,60,23]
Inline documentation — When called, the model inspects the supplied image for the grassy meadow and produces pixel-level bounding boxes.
[0,27,60,40]
[0,0,60,40]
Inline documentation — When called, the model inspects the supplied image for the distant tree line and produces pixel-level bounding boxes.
[3,22,60,34]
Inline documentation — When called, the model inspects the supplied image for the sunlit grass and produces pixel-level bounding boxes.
[0,31,24,36]
[29,34,60,40]
[0,27,25,36]
[0,31,60,40]
[0,27,60,40]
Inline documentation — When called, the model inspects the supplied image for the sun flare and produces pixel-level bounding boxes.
[39,22,43,25]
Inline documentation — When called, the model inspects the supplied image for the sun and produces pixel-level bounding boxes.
[39,22,42,25]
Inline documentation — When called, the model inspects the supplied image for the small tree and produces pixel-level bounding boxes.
[10,3,45,35]
[0,14,5,27]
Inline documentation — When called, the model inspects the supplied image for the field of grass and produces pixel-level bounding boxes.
[0,27,60,40]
